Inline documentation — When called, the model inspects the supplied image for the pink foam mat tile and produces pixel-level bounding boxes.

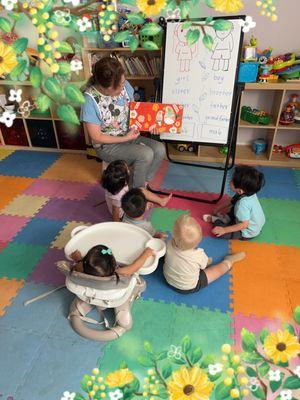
[164,192,231,236]
[24,179,95,201]
[0,215,30,242]
[27,247,66,287]
[149,160,169,189]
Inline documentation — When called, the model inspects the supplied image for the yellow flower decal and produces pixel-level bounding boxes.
[0,41,18,77]
[152,104,159,111]
[213,0,244,13]
[105,368,134,388]
[168,366,214,400]
[136,0,166,17]
[264,329,300,364]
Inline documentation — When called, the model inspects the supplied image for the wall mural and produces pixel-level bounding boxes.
[0,0,277,127]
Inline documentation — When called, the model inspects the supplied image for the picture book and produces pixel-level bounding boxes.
[129,101,184,134]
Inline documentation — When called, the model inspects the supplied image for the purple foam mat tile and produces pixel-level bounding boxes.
[27,247,66,287]
[24,179,96,201]
[83,184,106,206]
[35,197,111,224]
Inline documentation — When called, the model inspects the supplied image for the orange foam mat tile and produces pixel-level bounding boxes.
[0,176,35,210]
[230,240,292,320]
[40,154,100,184]
[0,277,24,316]
[277,245,300,313]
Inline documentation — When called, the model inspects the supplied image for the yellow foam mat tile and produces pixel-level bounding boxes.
[230,240,292,320]
[0,277,24,316]
[1,194,49,217]
[0,149,14,161]
[41,154,99,184]
[51,221,91,249]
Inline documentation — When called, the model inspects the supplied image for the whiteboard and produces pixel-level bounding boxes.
[161,18,243,144]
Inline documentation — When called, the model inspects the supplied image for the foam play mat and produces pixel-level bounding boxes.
[0,150,299,400]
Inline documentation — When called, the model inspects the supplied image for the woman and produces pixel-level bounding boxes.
[80,57,166,188]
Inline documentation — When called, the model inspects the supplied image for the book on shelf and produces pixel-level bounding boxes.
[88,52,161,77]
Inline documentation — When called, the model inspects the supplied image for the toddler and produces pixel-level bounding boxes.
[102,160,171,222]
[203,165,265,239]
[71,244,154,277]
[163,215,245,293]
[121,188,167,239]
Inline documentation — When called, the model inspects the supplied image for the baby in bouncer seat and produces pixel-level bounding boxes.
[57,243,154,341]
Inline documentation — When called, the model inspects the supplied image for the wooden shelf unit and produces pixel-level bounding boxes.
[0,80,87,153]
[166,80,300,168]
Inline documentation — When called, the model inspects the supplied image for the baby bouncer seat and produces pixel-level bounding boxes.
[57,222,166,341]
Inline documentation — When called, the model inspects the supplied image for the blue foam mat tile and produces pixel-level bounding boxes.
[161,162,232,194]
[143,237,231,313]
[0,282,70,335]
[13,217,67,246]
[0,329,45,398]
[15,336,104,400]
[0,150,61,178]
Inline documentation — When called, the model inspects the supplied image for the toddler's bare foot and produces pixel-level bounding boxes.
[159,193,172,207]
[223,252,246,270]
[203,214,213,223]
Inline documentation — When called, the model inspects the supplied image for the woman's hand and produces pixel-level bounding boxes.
[126,128,140,141]
[149,126,160,135]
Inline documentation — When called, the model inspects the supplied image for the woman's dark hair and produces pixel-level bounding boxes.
[87,57,124,89]
[83,244,119,281]
[101,160,130,195]
[121,188,147,219]
[232,166,265,196]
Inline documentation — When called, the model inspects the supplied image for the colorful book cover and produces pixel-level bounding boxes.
[129,102,184,134]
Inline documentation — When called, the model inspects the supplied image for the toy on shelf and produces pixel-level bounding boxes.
[243,37,257,61]
[272,53,295,72]
[273,144,284,153]
[219,146,228,155]
[241,106,271,125]
[287,93,299,112]
[279,104,295,125]
[294,109,300,124]
[285,144,300,159]
[175,143,197,153]
[252,138,267,155]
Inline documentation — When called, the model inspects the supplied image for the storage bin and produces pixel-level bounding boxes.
[238,62,259,83]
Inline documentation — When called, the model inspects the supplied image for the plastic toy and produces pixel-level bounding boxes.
[273,144,284,153]
[175,143,197,153]
[279,104,295,125]
[219,146,228,154]
[285,144,300,158]
[241,106,271,125]
[287,93,299,111]
[58,222,166,341]
[272,53,295,72]
[252,138,267,155]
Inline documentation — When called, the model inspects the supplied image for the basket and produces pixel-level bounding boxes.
[139,30,163,48]
[238,62,259,83]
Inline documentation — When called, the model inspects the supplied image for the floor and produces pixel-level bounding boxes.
[0,148,299,400]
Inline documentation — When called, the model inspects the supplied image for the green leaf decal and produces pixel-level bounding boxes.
[259,328,269,345]
[182,21,192,30]
[30,66,42,88]
[182,335,192,353]
[241,328,257,352]
[64,84,85,105]
[283,323,295,336]
[119,0,136,6]
[214,382,232,400]
[204,0,214,8]
[203,34,214,50]
[119,361,127,369]
[213,19,233,31]
[9,60,27,79]
[156,351,168,361]
[37,93,51,112]
[140,23,162,36]
[162,364,173,379]
[74,394,85,400]
[57,62,71,75]
[44,77,62,98]
[137,355,154,367]
[144,341,154,354]
[80,374,92,393]
[141,41,159,51]
[57,41,74,53]
[241,352,263,364]
[127,13,145,25]
[186,29,200,46]
[0,17,12,33]
[114,30,131,43]
[190,347,202,364]
[293,305,300,325]
[57,104,80,125]
[205,16,214,24]
[246,366,257,377]
[129,36,139,53]
[258,362,270,377]
[252,386,266,399]
[12,38,28,54]
[270,377,282,393]
[179,1,190,18]
[201,354,216,368]
[283,376,300,390]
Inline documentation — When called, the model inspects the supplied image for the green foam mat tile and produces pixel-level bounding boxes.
[100,299,232,374]
[0,242,48,280]
[253,198,300,246]
[150,208,189,233]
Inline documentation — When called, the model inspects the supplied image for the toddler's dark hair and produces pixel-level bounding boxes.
[82,244,119,282]
[87,57,124,89]
[101,160,130,195]
[232,166,265,196]
[121,188,147,219]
